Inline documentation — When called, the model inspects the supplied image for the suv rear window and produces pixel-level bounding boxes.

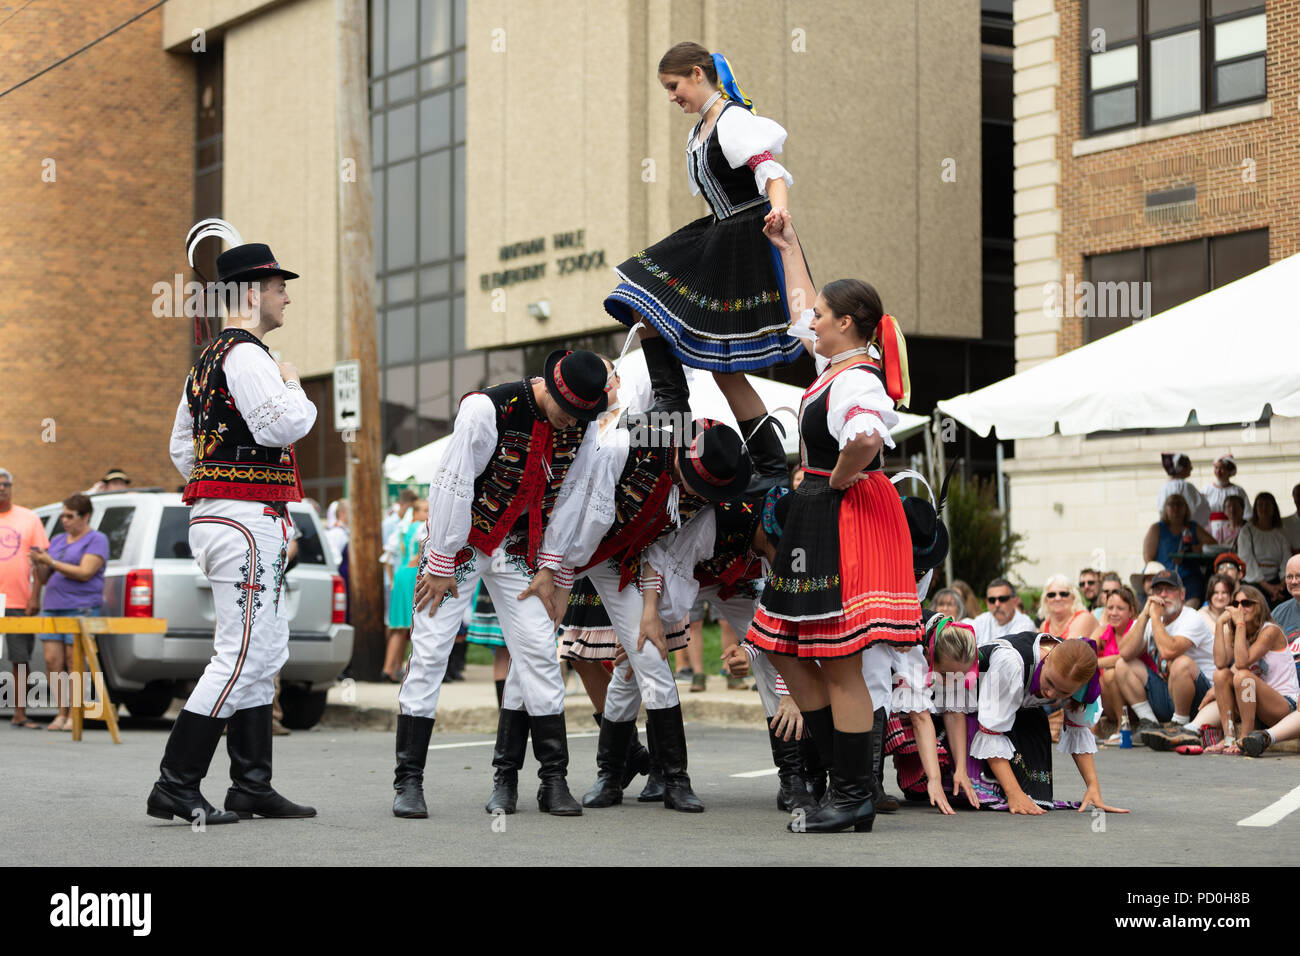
[289,511,327,565]
[155,507,193,559]
[97,507,135,561]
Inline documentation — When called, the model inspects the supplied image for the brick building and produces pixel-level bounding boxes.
[0,2,194,502]
[1007,0,1298,584]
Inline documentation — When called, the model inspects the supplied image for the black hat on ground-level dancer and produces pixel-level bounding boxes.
[215,243,300,283]
[678,418,752,504]
[543,349,610,422]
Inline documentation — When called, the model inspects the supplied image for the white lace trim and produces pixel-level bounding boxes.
[245,393,290,436]
[430,468,475,501]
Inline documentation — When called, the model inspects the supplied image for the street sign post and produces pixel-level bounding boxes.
[333,360,361,432]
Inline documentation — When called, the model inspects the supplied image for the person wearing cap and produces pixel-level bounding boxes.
[744,210,923,834]
[153,236,316,826]
[546,413,753,814]
[1111,569,1215,744]
[1202,453,1250,541]
[1213,552,1246,585]
[394,349,610,820]
[1129,560,1167,599]
[1155,453,1209,528]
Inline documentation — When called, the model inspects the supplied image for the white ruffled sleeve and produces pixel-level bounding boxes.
[564,426,631,572]
[424,393,498,576]
[537,420,601,588]
[715,108,793,197]
[969,645,1020,761]
[644,507,716,626]
[1058,701,1099,755]
[224,342,317,447]
[169,393,195,480]
[889,645,931,715]
[827,368,898,451]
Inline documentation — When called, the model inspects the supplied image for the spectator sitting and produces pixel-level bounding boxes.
[1095,585,1138,739]
[929,587,968,623]
[28,494,109,732]
[1077,567,1102,612]
[1129,560,1166,600]
[1156,452,1209,528]
[1037,573,1099,639]
[1212,492,1247,548]
[1143,493,1215,608]
[1237,556,1300,755]
[1282,483,1300,556]
[972,578,1035,646]
[1112,570,1215,746]
[0,467,50,729]
[950,578,981,620]
[1092,572,1123,622]
[1237,491,1290,607]
[1203,453,1250,541]
[1213,551,1245,585]
[1199,573,1234,633]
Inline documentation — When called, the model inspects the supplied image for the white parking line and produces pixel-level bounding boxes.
[731,768,778,778]
[1237,784,1300,827]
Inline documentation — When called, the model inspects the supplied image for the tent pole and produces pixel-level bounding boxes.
[933,411,953,587]
[995,441,1007,577]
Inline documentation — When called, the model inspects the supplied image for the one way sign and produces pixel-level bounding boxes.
[333,360,361,432]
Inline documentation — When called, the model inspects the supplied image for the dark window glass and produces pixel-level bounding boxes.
[419,150,451,261]
[981,124,1014,238]
[1148,0,1200,33]
[1148,239,1208,315]
[386,306,416,363]
[1092,86,1137,128]
[97,507,134,562]
[418,359,452,425]
[154,507,193,559]
[981,56,1013,123]
[386,159,417,269]
[1089,0,1139,44]
[1211,0,1263,16]
[1214,57,1264,104]
[388,0,417,70]
[419,299,451,359]
[287,511,328,565]
[1211,228,1268,287]
[1084,248,1144,341]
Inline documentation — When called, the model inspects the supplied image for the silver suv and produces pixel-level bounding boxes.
[33,490,354,729]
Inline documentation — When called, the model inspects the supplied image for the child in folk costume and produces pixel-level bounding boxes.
[153,227,316,824]
[604,41,798,490]
[744,210,923,834]
[393,350,610,820]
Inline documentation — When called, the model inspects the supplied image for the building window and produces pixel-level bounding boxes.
[370,0,480,456]
[1082,228,1268,343]
[1084,0,1265,135]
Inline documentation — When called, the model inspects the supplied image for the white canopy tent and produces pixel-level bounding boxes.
[936,252,1300,439]
[384,347,929,483]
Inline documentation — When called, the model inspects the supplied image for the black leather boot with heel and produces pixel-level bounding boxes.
[788,729,875,833]
[147,710,240,825]
[530,713,583,816]
[392,714,435,818]
[485,708,530,814]
[224,704,316,818]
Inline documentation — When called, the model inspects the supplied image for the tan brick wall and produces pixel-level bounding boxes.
[1056,0,1299,353]
[0,2,194,503]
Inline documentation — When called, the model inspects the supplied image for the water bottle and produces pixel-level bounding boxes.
[1119,711,1133,749]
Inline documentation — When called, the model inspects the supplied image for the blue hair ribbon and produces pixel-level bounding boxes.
[712,53,754,113]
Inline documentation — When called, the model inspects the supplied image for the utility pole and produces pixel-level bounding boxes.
[336,0,384,680]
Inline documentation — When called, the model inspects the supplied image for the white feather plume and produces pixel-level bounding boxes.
[186,218,243,271]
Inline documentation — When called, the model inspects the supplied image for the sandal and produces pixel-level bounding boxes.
[46,716,66,732]
[10,717,41,729]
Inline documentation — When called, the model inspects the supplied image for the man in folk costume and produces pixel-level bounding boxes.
[394,350,609,819]
[151,222,316,824]
[546,413,752,813]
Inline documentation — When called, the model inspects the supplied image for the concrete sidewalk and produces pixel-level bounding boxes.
[322,664,770,733]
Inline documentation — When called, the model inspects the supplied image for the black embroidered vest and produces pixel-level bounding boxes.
[183,328,302,504]
[694,493,765,598]
[689,102,769,220]
[800,360,888,474]
[465,380,585,567]
[578,422,707,589]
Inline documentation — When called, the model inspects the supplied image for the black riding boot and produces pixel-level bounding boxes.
[639,336,690,419]
[530,713,583,815]
[485,708,529,814]
[870,706,900,812]
[392,714,435,818]
[789,729,875,833]
[223,704,316,818]
[799,705,834,804]
[737,415,790,494]
[594,712,650,789]
[638,716,666,802]
[147,710,240,824]
[769,723,817,812]
[583,715,634,807]
[647,704,704,812]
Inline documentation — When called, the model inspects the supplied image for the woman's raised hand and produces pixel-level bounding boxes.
[762,207,795,251]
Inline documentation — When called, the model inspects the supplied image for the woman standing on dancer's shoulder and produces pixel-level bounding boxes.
[743,208,922,834]
[604,41,799,489]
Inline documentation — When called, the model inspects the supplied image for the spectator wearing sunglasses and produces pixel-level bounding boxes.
[1092,572,1123,623]
[1112,570,1214,745]
[972,578,1034,647]
[1077,569,1102,611]
[1037,574,1099,640]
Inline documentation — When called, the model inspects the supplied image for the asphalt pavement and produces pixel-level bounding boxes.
[3,717,1298,867]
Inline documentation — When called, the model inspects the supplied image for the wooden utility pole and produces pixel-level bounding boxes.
[336,0,385,680]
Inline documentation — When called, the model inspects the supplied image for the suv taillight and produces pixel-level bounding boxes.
[125,569,153,617]
[331,575,347,624]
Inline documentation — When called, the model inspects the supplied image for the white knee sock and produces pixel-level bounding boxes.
[1133,701,1157,722]
[1171,712,1189,725]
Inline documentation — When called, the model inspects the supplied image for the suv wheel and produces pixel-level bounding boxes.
[279,686,329,730]
[120,681,176,719]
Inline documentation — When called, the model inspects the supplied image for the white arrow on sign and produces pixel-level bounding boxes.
[333,360,361,432]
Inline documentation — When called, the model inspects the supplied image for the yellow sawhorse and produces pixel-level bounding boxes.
[0,616,167,743]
